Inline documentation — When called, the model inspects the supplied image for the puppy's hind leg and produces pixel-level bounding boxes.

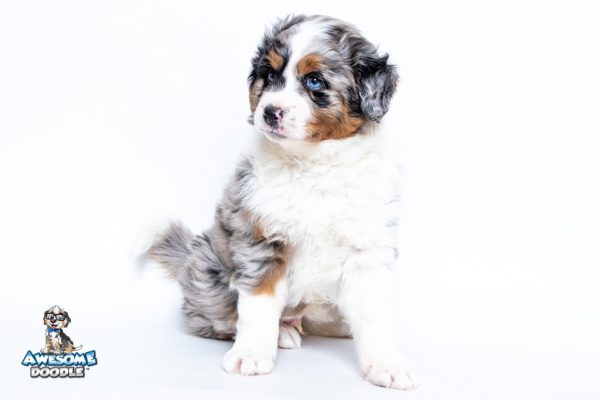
[278,318,302,349]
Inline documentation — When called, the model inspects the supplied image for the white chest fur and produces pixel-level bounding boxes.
[246,133,401,306]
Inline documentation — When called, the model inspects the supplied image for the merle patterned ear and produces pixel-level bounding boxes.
[355,54,399,122]
[248,50,265,119]
[62,311,71,327]
[43,311,47,325]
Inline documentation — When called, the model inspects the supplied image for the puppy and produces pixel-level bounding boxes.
[43,305,80,354]
[150,15,416,390]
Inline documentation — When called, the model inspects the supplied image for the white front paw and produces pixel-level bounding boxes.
[362,361,418,390]
[222,347,275,376]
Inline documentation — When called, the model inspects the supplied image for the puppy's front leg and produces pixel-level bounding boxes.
[223,280,286,376]
[339,252,418,390]
[43,340,51,354]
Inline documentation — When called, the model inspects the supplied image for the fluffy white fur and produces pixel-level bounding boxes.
[223,280,287,375]
[226,128,417,388]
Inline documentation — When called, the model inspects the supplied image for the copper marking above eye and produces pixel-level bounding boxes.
[267,49,284,70]
[297,53,325,76]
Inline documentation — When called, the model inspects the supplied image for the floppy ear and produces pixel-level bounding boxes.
[248,56,265,116]
[42,311,48,325]
[62,311,71,328]
[355,54,399,122]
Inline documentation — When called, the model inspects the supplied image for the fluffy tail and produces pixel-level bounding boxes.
[146,221,238,339]
[147,221,194,280]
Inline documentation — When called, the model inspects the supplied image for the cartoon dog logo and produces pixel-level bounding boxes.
[42,305,81,354]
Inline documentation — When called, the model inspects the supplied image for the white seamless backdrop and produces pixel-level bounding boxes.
[1,1,599,399]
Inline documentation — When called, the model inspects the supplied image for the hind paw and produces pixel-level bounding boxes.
[278,324,302,349]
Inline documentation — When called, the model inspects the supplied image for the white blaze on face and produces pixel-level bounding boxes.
[255,21,324,141]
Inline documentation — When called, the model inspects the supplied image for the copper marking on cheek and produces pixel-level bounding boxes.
[267,49,284,70]
[297,53,325,75]
[307,102,366,141]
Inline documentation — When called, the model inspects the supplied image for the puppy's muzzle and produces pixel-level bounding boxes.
[263,105,285,127]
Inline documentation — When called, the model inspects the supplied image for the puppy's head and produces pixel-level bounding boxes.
[248,15,398,143]
[43,305,71,330]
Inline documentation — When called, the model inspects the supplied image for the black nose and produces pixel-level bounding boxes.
[263,105,284,126]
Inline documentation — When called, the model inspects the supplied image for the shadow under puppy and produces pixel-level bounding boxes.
[43,305,81,354]
[149,14,417,390]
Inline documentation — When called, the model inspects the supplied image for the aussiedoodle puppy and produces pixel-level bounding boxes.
[150,14,417,390]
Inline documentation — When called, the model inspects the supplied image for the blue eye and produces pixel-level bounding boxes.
[305,75,324,91]
[267,71,275,83]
